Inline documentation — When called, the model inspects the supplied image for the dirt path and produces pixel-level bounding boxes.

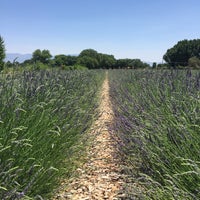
[53,73,124,199]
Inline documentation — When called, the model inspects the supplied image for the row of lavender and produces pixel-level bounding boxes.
[109,70,200,199]
[0,70,104,199]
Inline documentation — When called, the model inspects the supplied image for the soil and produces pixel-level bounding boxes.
[52,73,124,199]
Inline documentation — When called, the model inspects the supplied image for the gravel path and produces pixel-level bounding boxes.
[53,73,124,199]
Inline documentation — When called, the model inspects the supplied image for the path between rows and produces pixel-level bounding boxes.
[53,73,124,199]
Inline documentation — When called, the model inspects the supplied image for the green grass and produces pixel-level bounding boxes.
[109,69,200,199]
[0,69,105,199]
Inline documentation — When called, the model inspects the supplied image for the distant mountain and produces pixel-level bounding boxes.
[5,53,32,63]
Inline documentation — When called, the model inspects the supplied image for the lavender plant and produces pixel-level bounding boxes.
[109,69,200,199]
[0,69,104,199]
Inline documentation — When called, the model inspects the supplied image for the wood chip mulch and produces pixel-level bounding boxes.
[52,75,125,200]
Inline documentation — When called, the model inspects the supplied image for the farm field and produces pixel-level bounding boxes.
[109,69,200,199]
[0,69,200,199]
[0,70,105,199]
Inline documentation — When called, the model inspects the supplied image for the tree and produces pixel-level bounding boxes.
[116,59,132,68]
[130,59,149,69]
[5,61,13,68]
[79,49,99,60]
[32,49,52,64]
[152,62,157,68]
[53,55,77,67]
[77,56,99,69]
[21,59,33,66]
[98,53,116,69]
[54,54,68,67]
[78,49,99,69]
[65,55,77,66]
[32,49,42,62]
[0,36,5,71]
[115,58,149,69]
[163,39,200,67]
[188,56,200,69]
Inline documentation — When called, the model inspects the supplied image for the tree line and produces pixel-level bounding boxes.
[4,48,150,70]
[0,36,200,71]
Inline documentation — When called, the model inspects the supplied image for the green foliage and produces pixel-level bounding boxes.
[54,54,77,67]
[152,62,157,68]
[163,39,200,67]
[79,49,99,60]
[156,63,170,69]
[5,61,13,68]
[116,58,131,68]
[109,69,200,199]
[98,53,116,69]
[188,56,200,69]
[18,48,149,70]
[31,61,50,70]
[0,36,6,71]
[76,48,149,69]
[32,49,52,64]
[0,70,104,199]
[116,58,150,69]
[130,59,150,68]
[78,49,100,69]
[77,55,99,69]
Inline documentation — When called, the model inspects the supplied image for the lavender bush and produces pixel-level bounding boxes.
[109,69,200,199]
[0,69,104,199]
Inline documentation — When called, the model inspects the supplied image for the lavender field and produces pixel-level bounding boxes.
[0,70,104,199]
[0,69,200,199]
[109,69,200,199]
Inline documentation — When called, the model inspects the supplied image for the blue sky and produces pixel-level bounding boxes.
[1,0,200,62]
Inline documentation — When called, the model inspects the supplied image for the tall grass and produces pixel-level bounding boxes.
[109,69,200,199]
[0,69,104,199]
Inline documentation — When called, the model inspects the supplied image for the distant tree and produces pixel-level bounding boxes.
[5,61,13,68]
[98,53,116,69]
[21,59,33,66]
[116,59,132,68]
[130,59,149,69]
[163,39,200,67]
[115,58,149,69]
[78,49,100,69]
[65,55,77,66]
[156,63,169,69]
[54,54,68,67]
[32,49,42,62]
[79,49,99,60]
[188,56,200,69]
[77,56,99,69]
[41,50,52,64]
[32,49,52,64]
[78,49,150,69]
[0,36,6,71]
[52,54,77,68]
[152,62,157,68]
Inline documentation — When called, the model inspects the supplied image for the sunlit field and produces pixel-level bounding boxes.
[0,70,104,199]
[0,69,199,199]
[109,69,200,199]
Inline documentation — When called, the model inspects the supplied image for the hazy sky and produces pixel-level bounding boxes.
[1,0,200,62]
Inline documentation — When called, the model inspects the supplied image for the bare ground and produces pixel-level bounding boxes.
[53,73,124,199]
